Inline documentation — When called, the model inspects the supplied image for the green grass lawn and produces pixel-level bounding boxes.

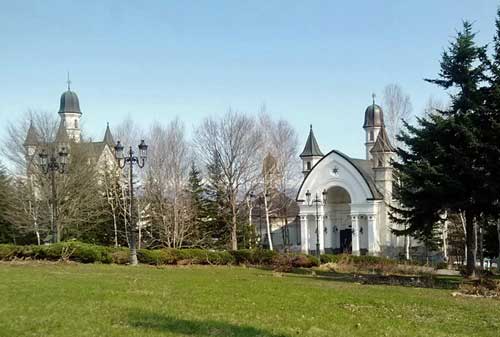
[0,262,498,337]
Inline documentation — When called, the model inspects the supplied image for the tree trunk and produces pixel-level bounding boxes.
[459,212,467,266]
[405,234,410,260]
[112,212,118,247]
[248,205,253,249]
[442,220,448,263]
[263,194,273,251]
[465,211,476,277]
[497,220,500,267]
[231,199,238,250]
[479,224,484,270]
[35,225,41,246]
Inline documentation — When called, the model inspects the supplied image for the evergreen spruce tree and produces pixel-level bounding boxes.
[205,153,231,249]
[186,161,211,247]
[482,9,500,263]
[0,164,15,243]
[392,22,488,276]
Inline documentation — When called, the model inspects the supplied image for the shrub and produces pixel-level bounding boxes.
[229,249,252,265]
[158,249,179,265]
[436,262,448,270]
[0,244,16,260]
[70,243,107,263]
[111,250,130,264]
[271,253,319,272]
[320,254,340,264]
[205,251,234,265]
[137,249,162,265]
[45,243,65,261]
[249,249,277,265]
[272,254,293,272]
[175,249,235,265]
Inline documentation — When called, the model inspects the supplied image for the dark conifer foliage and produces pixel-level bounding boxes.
[0,164,16,243]
[392,22,490,276]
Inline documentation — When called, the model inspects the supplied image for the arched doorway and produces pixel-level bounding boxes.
[324,186,352,253]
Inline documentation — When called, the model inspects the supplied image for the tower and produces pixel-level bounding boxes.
[370,126,395,200]
[23,120,39,158]
[103,122,115,148]
[300,125,323,177]
[58,76,82,142]
[363,94,385,160]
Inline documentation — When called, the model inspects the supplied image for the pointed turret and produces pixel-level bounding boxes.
[24,120,39,147]
[103,122,114,147]
[300,125,323,176]
[370,126,395,201]
[370,127,395,155]
[300,125,323,158]
[55,120,70,143]
[24,120,39,158]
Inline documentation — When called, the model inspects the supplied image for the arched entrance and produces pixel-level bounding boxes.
[324,186,352,253]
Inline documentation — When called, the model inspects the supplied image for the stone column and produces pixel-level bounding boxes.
[351,215,360,256]
[367,214,380,255]
[300,215,309,254]
[318,214,325,254]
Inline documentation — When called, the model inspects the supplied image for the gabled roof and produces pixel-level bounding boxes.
[300,125,323,158]
[55,120,70,143]
[370,127,395,153]
[24,120,39,146]
[103,123,114,147]
[295,149,384,201]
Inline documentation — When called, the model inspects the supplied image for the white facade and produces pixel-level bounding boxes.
[296,103,403,257]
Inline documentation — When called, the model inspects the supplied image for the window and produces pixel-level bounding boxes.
[74,119,78,128]
[370,131,374,141]
[307,161,311,170]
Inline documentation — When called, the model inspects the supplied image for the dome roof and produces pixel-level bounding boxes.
[58,90,81,114]
[363,103,384,128]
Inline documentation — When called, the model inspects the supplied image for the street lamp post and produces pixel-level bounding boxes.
[306,189,327,259]
[114,139,148,266]
[38,147,68,243]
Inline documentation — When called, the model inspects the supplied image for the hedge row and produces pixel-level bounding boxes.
[0,242,320,268]
[320,253,398,266]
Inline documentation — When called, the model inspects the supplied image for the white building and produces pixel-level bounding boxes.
[296,99,404,257]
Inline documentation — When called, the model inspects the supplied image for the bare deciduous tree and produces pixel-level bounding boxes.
[195,110,262,250]
[381,84,412,148]
[256,111,300,250]
[144,118,193,248]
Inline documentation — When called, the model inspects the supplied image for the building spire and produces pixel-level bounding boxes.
[103,122,115,147]
[67,71,71,91]
[372,92,376,105]
[300,125,323,158]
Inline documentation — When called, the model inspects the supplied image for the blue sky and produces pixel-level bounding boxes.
[0,1,498,159]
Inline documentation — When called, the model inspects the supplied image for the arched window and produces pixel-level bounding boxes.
[307,161,311,170]
[370,131,374,141]
[74,119,78,129]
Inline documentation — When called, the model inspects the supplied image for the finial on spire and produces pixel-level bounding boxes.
[67,71,71,91]
[372,93,376,105]
[310,124,313,130]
